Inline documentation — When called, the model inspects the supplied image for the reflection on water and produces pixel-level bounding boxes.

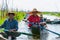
[47,24,60,40]
[40,30,48,40]
[17,21,60,40]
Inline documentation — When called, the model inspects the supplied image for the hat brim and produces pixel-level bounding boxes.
[6,13,15,16]
[29,11,41,14]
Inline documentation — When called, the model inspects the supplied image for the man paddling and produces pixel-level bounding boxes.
[0,13,18,40]
[27,8,46,39]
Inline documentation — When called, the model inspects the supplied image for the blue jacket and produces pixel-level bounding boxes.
[1,19,18,31]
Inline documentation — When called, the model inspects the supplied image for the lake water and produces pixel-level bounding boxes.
[16,21,60,40]
[16,15,60,40]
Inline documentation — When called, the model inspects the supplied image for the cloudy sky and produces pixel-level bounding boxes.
[0,0,60,12]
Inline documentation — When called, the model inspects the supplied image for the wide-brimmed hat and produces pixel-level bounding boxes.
[7,12,15,16]
[29,8,41,14]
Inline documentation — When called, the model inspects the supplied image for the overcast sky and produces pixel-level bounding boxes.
[0,0,60,12]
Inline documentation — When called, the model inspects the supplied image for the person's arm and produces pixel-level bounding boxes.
[28,15,31,21]
[14,21,18,31]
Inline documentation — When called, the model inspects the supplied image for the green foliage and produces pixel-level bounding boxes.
[0,19,5,25]
[0,11,26,25]
[43,12,60,17]
[0,28,5,33]
[14,11,26,21]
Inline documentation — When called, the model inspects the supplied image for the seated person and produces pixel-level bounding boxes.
[0,13,18,40]
[27,8,45,39]
[40,16,47,30]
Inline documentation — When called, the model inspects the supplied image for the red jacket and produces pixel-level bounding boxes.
[28,15,40,27]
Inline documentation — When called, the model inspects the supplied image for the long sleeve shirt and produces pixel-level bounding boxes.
[1,19,18,31]
[28,15,40,27]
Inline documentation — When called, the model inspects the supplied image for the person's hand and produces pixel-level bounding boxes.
[39,22,46,26]
[9,30,13,32]
[43,22,46,25]
[39,22,43,25]
[44,25,48,29]
[9,29,16,32]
